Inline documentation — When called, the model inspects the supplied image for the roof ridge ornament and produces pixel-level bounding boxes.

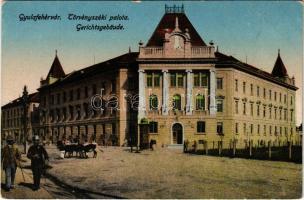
[165,4,184,14]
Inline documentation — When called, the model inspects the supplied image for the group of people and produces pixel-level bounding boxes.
[1,135,49,191]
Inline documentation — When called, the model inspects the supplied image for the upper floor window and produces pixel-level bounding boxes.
[217,100,223,112]
[77,88,81,100]
[250,103,253,116]
[196,94,205,110]
[284,94,287,103]
[235,101,239,114]
[269,90,272,100]
[290,96,293,105]
[235,123,239,134]
[217,78,223,89]
[257,104,260,116]
[257,86,260,97]
[243,82,246,93]
[69,90,73,101]
[274,92,277,101]
[172,94,181,110]
[147,73,160,87]
[250,84,253,95]
[263,106,266,117]
[235,79,238,92]
[279,93,282,102]
[194,72,208,87]
[149,95,158,110]
[171,73,184,87]
[263,88,266,98]
[197,121,206,133]
[243,102,246,115]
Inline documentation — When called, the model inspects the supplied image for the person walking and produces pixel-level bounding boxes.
[27,135,49,191]
[1,135,21,191]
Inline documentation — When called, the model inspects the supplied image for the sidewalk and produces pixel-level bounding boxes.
[1,165,53,199]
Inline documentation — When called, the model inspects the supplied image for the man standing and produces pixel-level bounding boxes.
[27,135,49,190]
[1,135,21,191]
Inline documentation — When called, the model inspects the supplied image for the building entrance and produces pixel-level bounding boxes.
[172,123,183,144]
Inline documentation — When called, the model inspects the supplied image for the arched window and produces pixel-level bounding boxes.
[149,95,158,110]
[173,94,181,110]
[196,94,205,110]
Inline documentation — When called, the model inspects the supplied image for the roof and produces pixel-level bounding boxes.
[146,13,206,47]
[271,52,288,78]
[46,55,65,79]
[215,51,297,91]
[39,52,139,90]
[2,92,39,109]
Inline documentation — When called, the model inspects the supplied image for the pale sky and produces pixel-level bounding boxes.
[1,1,303,125]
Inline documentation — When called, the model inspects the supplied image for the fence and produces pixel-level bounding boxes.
[185,140,302,163]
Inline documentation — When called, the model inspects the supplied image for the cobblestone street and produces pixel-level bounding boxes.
[43,145,301,199]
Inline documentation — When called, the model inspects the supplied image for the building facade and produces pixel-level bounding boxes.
[137,6,298,149]
[1,92,40,144]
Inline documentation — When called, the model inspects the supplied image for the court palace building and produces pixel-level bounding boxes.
[2,6,298,148]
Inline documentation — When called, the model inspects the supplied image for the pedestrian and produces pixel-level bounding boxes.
[1,135,21,191]
[183,139,189,153]
[27,135,49,191]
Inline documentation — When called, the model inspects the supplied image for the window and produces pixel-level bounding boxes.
[217,122,223,135]
[111,80,116,93]
[269,90,272,100]
[149,95,158,110]
[263,106,266,117]
[235,123,239,134]
[197,121,205,133]
[173,94,181,110]
[57,93,60,104]
[63,92,66,103]
[243,82,246,93]
[92,84,97,95]
[146,74,152,87]
[250,84,253,95]
[274,108,277,119]
[269,126,272,135]
[269,107,272,119]
[217,100,223,112]
[280,127,282,136]
[235,79,238,92]
[69,90,73,101]
[279,93,282,102]
[51,95,54,105]
[250,124,253,134]
[290,110,293,121]
[275,126,277,136]
[243,123,247,135]
[263,88,266,98]
[257,104,260,116]
[284,94,287,103]
[285,127,287,136]
[196,95,205,110]
[154,74,160,87]
[217,78,223,89]
[235,101,239,114]
[170,74,176,87]
[77,88,81,100]
[274,92,277,101]
[69,106,73,120]
[257,86,260,97]
[243,102,246,115]
[280,109,282,120]
[284,109,287,120]
[177,74,184,87]
[290,96,293,105]
[193,72,208,87]
[257,124,260,135]
[250,103,253,116]
[85,86,88,98]
[149,121,158,133]
[264,125,266,136]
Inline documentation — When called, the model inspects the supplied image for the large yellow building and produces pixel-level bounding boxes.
[137,6,298,149]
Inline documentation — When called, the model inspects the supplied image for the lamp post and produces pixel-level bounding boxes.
[22,85,29,154]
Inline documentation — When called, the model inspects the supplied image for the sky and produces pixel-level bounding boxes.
[1,1,303,125]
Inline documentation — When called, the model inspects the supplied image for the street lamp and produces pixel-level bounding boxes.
[22,85,29,154]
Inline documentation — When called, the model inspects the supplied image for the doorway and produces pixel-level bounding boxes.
[172,123,183,144]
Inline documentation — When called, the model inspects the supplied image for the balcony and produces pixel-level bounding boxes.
[139,46,215,59]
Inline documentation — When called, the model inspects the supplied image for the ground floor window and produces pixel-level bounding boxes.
[197,121,205,133]
[149,121,158,133]
[217,122,223,135]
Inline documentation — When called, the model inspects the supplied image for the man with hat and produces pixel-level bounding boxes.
[1,135,21,191]
[27,135,49,190]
